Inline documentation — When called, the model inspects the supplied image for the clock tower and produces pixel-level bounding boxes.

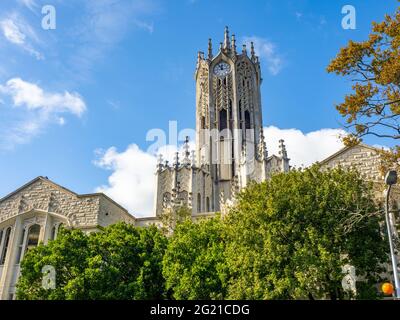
[154,27,289,216]
[195,26,278,210]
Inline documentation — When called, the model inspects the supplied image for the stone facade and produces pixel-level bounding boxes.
[320,144,384,183]
[320,143,400,214]
[153,27,290,217]
[0,176,135,300]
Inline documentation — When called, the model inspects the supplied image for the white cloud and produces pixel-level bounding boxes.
[0,78,86,148]
[94,140,195,217]
[17,0,37,11]
[0,16,43,60]
[94,144,158,218]
[242,36,284,75]
[3,78,86,116]
[264,126,345,168]
[94,127,345,217]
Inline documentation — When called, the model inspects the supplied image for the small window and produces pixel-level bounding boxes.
[219,109,227,131]
[50,225,57,241]
[0,227,12,265]
[201,116,206,130]
[197,193,202,213]
[206,197,210,212]
[245,110,251,130]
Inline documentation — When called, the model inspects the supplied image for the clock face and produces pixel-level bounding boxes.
[213,62,231,78]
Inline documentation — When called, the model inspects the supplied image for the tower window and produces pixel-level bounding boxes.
[201,116,206,129]
[197,193,202,213]
[245,110,251,130]
[219,109,227,131]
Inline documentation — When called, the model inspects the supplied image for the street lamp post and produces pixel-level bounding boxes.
[384,170,400,299]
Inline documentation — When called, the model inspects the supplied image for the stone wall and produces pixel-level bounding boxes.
[320,144,383,183]
[0,177,135,229]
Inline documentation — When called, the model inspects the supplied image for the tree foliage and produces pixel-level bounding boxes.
[223,166,388,300]
[17,168,388,300]
[327,3,400,172]
[16,223,168,300]
[327,3,400,145]
[162,217,227,300]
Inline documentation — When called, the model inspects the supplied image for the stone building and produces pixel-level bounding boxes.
[320,143,400,204]
[153,27,290,217]
[1,28,397,300]
[0,176,135,300]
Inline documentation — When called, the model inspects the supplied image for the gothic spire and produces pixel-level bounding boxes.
[208,38,213,59]
[174,151,180,168]
[242,44,247,55]
[279,139,288,159]
[258,131,268,160]
[182,136,191,166]
[223,26,230,50]
[231,34,236,55]
[156,154,164,171]
[250,41,256,61]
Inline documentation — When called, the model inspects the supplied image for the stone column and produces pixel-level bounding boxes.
[42,213,53,244]
[0,216,23,300]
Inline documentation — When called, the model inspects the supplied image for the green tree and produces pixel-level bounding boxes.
[224,166,388,300]
[327,3,400,170]
[162,216,227,299]
[159,205,192,236]
[16,223,168,300]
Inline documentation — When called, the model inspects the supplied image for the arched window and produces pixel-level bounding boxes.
[219,109,227,131]
[25,224,40,253]
[245,110,251,130]
[0,227,12,265]
[206,197,210,212]
[197,193,202,213]
[50,225,57,241]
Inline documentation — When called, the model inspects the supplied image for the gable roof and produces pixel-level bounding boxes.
[0,176,133,218]
[319,143,380,166]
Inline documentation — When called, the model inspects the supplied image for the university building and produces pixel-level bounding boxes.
[0,28,395,300]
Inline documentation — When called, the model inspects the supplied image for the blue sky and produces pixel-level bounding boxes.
[0,0,398,216]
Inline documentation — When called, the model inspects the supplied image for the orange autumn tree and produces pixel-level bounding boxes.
[327,3,400,172]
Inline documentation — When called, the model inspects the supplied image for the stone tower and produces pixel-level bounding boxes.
[154,27,290,216]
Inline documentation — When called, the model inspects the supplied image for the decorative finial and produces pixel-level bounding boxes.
[250,42,256,60]
[242,44,247,55]
[258,131,268,160]
[208,38,213,59]
[279,139,288,159]
[231,34,236,54]
[182,136,191,165]
[223,26,230,50]
[219,42,223,51]
[174,151,180,168]
[157,153,163,170]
